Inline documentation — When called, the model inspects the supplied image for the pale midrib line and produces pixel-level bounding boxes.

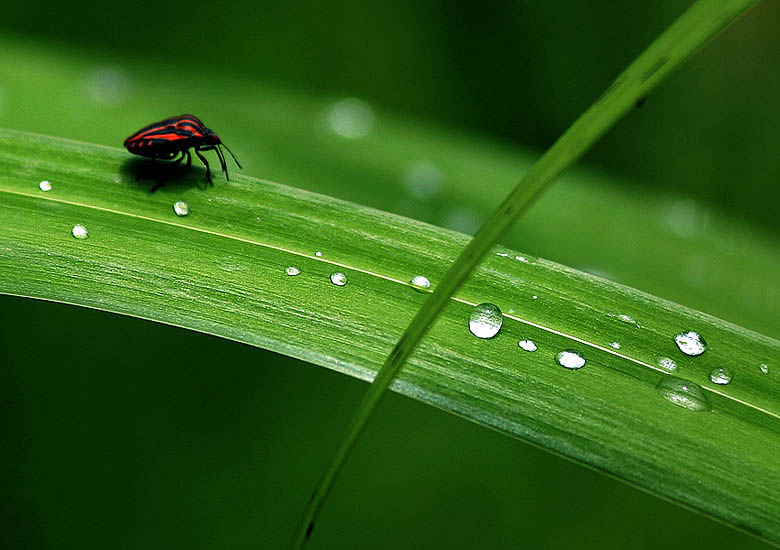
[2,186,777,421]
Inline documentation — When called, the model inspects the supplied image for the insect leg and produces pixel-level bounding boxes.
[194,148,213,185]
[186,150,192,167]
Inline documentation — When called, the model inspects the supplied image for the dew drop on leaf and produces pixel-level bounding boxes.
[518,339,537,352]
[286,266,301,276]
[71,224,88,239]
[656,376,711,411]
[709,366,733,385]
[759,364,769,375]
[468,303,503,339]
[39,180,52,191]
[330,272,348,286]
[556,350,586,370]
[409,275,431,291]
[674,331,707,356]
[657,357,678,372]
[172,201,190,217]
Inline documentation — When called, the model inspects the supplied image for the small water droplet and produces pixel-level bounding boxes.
[759,363,769,375]
[328,98,375,139]
[675,331,707,356]
[315,251,323,257]
[609,341,621,350]
[39,180,52,192]
[556,350,586,370]
[515,256,529,263]
[518,339,537,352]
[468,303,503,339]
[495,252,510,258]
[71,224,89,239]
[330,272,348,286]
[618,314,635,324]
[656,377,711,412]
[657,357,678,372]
[409,275,431,291]
[286,266,301,276]
[532,295,538,301]
[709,366,733,385]
[172,201,189,217]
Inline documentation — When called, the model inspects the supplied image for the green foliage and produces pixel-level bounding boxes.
[1,129,779,546]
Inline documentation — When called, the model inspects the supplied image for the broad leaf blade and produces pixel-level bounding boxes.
[1,130,779,544]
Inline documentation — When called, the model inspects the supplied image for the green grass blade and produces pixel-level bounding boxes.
[289,0,761,546]
[1,128,779,545]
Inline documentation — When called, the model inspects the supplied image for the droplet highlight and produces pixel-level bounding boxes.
[518,340,537,352]
[468,303,503,339]
[656,377,711,412]
[39,180,52,192]
[657,357,678,372]
[709,367,733,385]
[286,266,301,276]
[71,224,89,239]
[674,331,707,356]
[409,275,431,291]
[330,272,348,286]
[556,350,586,370]
[172,201,190,217]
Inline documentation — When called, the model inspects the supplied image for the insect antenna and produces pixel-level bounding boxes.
[214,145,228,179]
[220,143,243,169]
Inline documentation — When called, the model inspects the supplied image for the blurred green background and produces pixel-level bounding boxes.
[1,1,778,548]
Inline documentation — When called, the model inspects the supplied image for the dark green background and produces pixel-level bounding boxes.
[1,1,778,548]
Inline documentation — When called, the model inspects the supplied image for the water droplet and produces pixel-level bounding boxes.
[609,341,621,350]
[518,339,537,352]
[85,66,128,106]
[515,256,529,263]
[409,275,431,291]
[657,357,678,372]
[709,366,733,385]
[286,266,301,276]
[759,363,769,375]
[172,201,189,217]
[315,251,323,257]
[618,314,635,324]
[495,252,510,258]
[330,272,348,286]
[328,98,375,139]
[674,331,707,356]
[403,160,444,199]
[656,377,711,412]
[532,295,538,301]
[468,303,503,339]
[71,224,89,239]
[39,180,52,192]
[556,350,586,370]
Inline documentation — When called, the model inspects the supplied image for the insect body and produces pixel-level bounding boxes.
[124,114,241,184]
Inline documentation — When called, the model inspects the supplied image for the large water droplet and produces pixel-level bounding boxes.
[556,350,586,370]
[71,224,89,239]
[759,363,769,375]
[518,339,537,352]
[286,266,301,276]
[328,98,375,139]
[656,377,711,411]
[330,272,348,286]
[710,367,733,385]
[657,357,678,372]
[468,303,503,339]
[409,275,431,291]
[674,331,707,356]
[39,180,52,192]
[172,201,190,217]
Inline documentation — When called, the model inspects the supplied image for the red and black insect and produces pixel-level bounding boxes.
[124,114,241,185]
